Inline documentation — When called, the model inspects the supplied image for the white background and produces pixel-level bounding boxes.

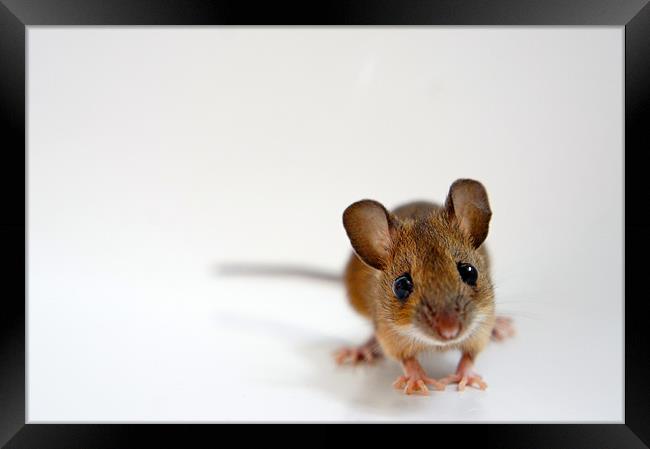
[28,27,623,422]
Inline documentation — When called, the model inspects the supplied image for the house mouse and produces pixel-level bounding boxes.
[336,178,514,395]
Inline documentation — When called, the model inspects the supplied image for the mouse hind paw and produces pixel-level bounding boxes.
[491,316,515,341]
[334,336,382,365]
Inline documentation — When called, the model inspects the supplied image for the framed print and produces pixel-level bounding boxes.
[1,0,649,447]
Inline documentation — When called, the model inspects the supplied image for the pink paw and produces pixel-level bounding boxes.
[393,373,444,395]
[491,316,515,341]
[438,372,488,391]
[334,346,381,365]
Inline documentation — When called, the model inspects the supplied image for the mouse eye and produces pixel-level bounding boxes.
[457,262,478,286]
[392,273,413,301]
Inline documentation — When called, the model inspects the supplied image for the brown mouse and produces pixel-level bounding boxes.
[337,178,514,395]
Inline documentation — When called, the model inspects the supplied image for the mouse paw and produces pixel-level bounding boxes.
[393,357,445,395]
[393,374,444,396]
[438,372,487,391]
[334,347,377,365]
[438,352,488,391]
[334,337,382,365]
[491,316,515,341]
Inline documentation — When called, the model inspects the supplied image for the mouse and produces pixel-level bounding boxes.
[336,178,514,395]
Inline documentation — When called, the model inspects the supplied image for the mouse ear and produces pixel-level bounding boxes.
[343,199,396,270]
[445,179,492,248]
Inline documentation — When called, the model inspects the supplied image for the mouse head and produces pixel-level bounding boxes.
[343,179,495,347]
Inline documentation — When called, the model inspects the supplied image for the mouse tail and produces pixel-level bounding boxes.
[215,263,343,283]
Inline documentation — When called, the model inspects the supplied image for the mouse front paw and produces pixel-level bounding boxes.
[393,374,444,396]
[438,352,487,391]
[393,357,445,395]
[438,372,487,391]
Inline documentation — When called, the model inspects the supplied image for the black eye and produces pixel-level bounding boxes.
[392,273,413,301]
[457,262,478,286]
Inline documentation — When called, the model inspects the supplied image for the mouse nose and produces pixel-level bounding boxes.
[434,311,460,340]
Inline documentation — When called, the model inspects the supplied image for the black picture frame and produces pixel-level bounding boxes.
[1,1,648,447]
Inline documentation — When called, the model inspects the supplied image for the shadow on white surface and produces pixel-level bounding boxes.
[210,273,507,420]
[212,308,459,414]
